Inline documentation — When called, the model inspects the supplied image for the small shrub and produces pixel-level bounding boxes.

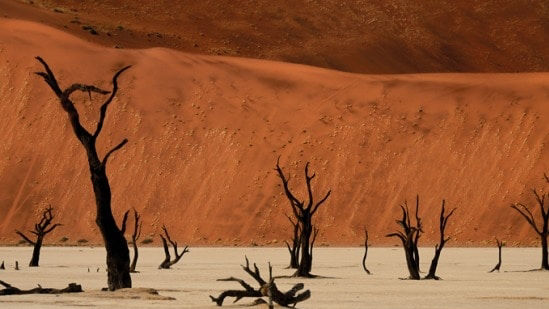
[59,236,69,243]
[140,238,153,245]
[77,239,88,244]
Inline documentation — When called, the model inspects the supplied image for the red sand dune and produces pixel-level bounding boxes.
[2,0,549,74]
[0,19,548,247]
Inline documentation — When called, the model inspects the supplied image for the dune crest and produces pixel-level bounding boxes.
[0,19,548,246]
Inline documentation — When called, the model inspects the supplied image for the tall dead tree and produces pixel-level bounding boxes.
[275,158,331,277]
[511,174,549,270]
[129,209,142,273]
[362,228,371,275]
[15,206,61,267]
[159,225,189,269]
[489,239,504,273]
[35,57,132,290]
[424,201,456,280]
[284,215,300,269]
[386,198,422,280]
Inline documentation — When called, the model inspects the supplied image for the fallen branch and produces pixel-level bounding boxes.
[0,280,82,296]
[210,256,311,307]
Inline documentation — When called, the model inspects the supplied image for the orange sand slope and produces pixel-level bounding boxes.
[2,0,549,74]
[0,19,548,246]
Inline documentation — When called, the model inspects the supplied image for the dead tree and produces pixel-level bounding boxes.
[0,280,82,296]
[158,225,189,269]
[35,57,132,290]
[386,198,422,280]
[284,215,300,269]
[15,206,61,267]
[424,201,456,280]
[129,209,142,273]
[510,174,549,270]
[489,239,504,273]
[209,256,311,307]
[362,228,371,275]
[275,158,331,277]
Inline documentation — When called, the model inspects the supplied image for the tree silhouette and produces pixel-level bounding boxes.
[158,225,189,269]
[510,174,549,270]
[35,57,132,290]
[387,196,455,280]
[130,209,142,273]
[275,158,331,277]
[15,206,61,267]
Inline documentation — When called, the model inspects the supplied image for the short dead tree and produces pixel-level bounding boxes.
[284,215,301,269]
[0,280,82,296]
[35,57,133,290]
[424,200,455,280]
[209,256,311,307]
[158,225,189,269]
[387,196,455,280]
[275,158,331,277]
[510,174,549,270]
[129,209,142,273]
[362,228,371,275]
[15,206,62,267]
[488,239,504,273]
[386,197,422,280]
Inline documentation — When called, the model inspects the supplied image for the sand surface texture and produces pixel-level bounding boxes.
[0,18,548,246]
[0,247,548,308]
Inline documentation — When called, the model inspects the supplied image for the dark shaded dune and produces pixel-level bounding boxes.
[1,0,548,74]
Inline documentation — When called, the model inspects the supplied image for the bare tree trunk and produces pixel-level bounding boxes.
[489,239,503,273]
[362,228,371,275]
[542,234,549,270]
[29,237,43,267]
[424,200,456,280]
[35,57,132,290]
[296,216,313,277]
[130,209,142,273]
[284,215,300,269]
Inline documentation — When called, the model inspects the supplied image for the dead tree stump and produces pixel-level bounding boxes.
[15,205,61,267]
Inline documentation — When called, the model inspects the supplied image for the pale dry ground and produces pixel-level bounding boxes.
[0,247,547,308]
